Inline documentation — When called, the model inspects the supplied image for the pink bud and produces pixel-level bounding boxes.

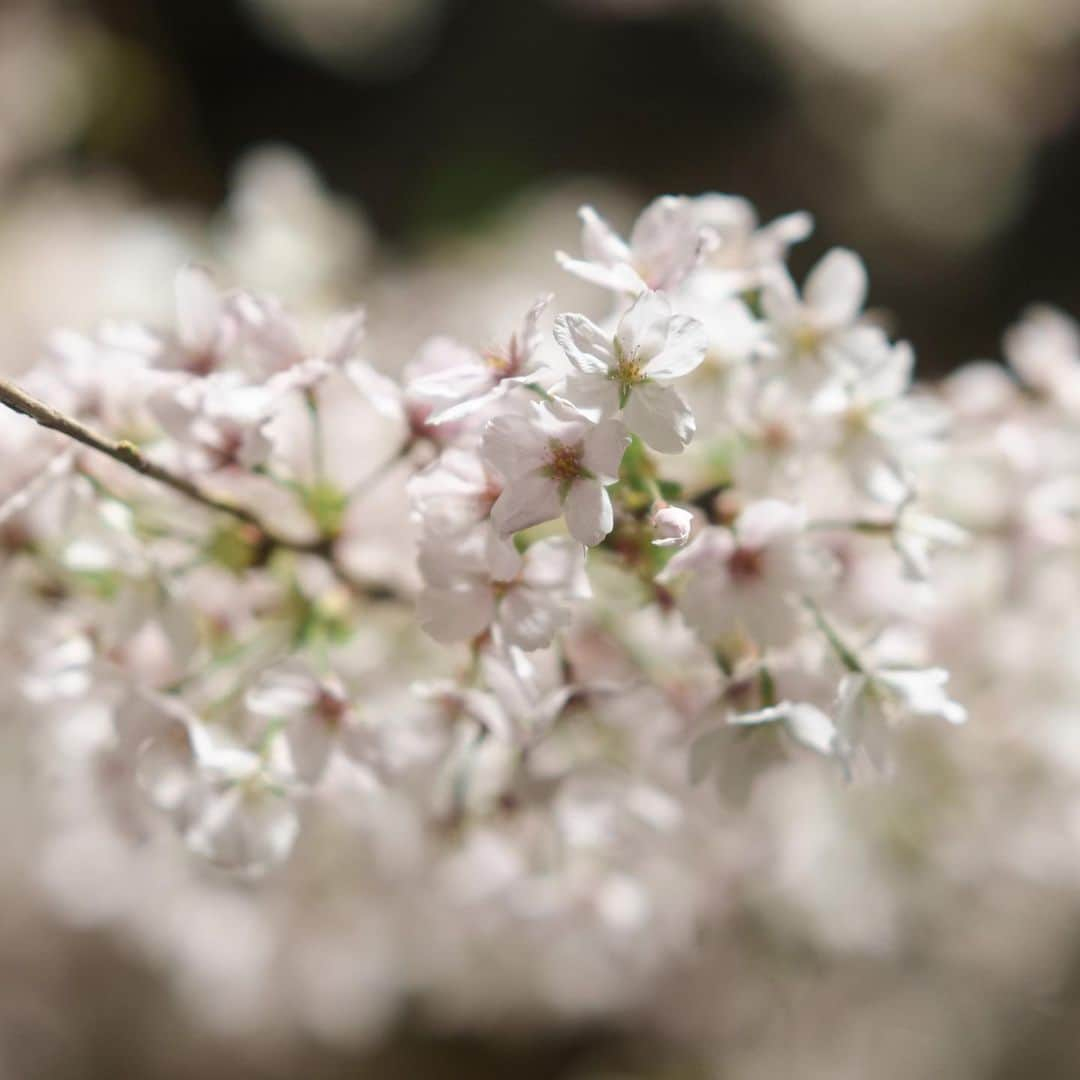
[651,505,692,548]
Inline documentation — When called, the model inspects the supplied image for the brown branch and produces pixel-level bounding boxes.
[0,375,397,601]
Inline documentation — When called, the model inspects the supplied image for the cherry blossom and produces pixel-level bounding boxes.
[483,398,629,546]
[555,195,717,295]
[417,536,590,650]
[554,290,707,453]
[658,499,827,647]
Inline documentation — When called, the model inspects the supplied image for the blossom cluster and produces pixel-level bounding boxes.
[0,186,1000,1060]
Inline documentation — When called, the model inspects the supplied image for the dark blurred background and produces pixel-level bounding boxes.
[71,0,1080,369]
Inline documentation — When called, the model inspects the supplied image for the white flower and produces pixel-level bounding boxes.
[483,399,629,546]
[554,290,706,453]
[1003,305,1080,412]
[731,700,850,772]
[658,499,826,647]
[409,448,521,581]
[691,193,813,294]
[417,536,590,651]
[437,646,575,748]
[407,294,553,424]
[761,247,876,390]
[651,504,693,548]
[123,695,299,873]
[729,376,818,495]
[172,264,238,375]
[891,500,969,581]
[814,340,948,503]
[837,667,966,771]
[184,745,299,875]
[149,371,281,472]
[555,196,717,296]
[245,661,383,784]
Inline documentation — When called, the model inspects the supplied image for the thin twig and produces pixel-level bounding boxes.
[0,375,397,601]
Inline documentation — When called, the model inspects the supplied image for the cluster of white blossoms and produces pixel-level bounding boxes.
[4,186,1037,1062]
[0,193,971,874]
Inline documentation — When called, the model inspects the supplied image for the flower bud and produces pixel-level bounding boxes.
[651,504,692,548]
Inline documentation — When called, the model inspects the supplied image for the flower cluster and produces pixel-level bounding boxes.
[0,187,996,1061]
[0,192,970,870]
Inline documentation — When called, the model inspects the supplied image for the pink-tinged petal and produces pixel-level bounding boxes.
[622,381,695,454]
[555,252,646,295]
[582,418,630,482]
[563,479,613,546]
[417,583,496,643]
[628,195,707,290]
[490,472,563,536]
[644,314,708,381]
[344,362,406,425]
[578,205,632,264]
[320,309,366,367]
[517,293,553,363]
[481,414,549,480]
[651,505,693,548]
[804,248,867,327]
[615,290,671,365]
[553,313,616,375]
[175,264,223,355]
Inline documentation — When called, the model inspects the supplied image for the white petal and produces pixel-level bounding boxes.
[651,505,693,548]
[320,308,366,367]
[188,786,299,874]
[417,584,496,643]
[553,313,615,375]
[486,526,524,582]
[285,714,335,784]
[498,586,569,651]
[804,248,867,326]
[563,479,612,546]
[482,414,549,480]
[582,418,630,482]
[490,473,563,536]
[735,499,805,550]
[562,371,621,417]
[175,264,223,355]
[615,291,671,365]
[622,381,695,454]
[644,314,708,381]
[554,253,647,295]
[520,537,591,598]
[578,204,632,264]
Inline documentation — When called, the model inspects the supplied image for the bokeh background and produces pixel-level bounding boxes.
[4,0,1079,372]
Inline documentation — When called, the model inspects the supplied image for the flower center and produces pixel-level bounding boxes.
[792,324,824,357]
[545,441,584,485]
[612,341,647,388]
[761,421,791,451]
[485,351,515,378]
[728,545,765,584]
[315,687,348,727]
